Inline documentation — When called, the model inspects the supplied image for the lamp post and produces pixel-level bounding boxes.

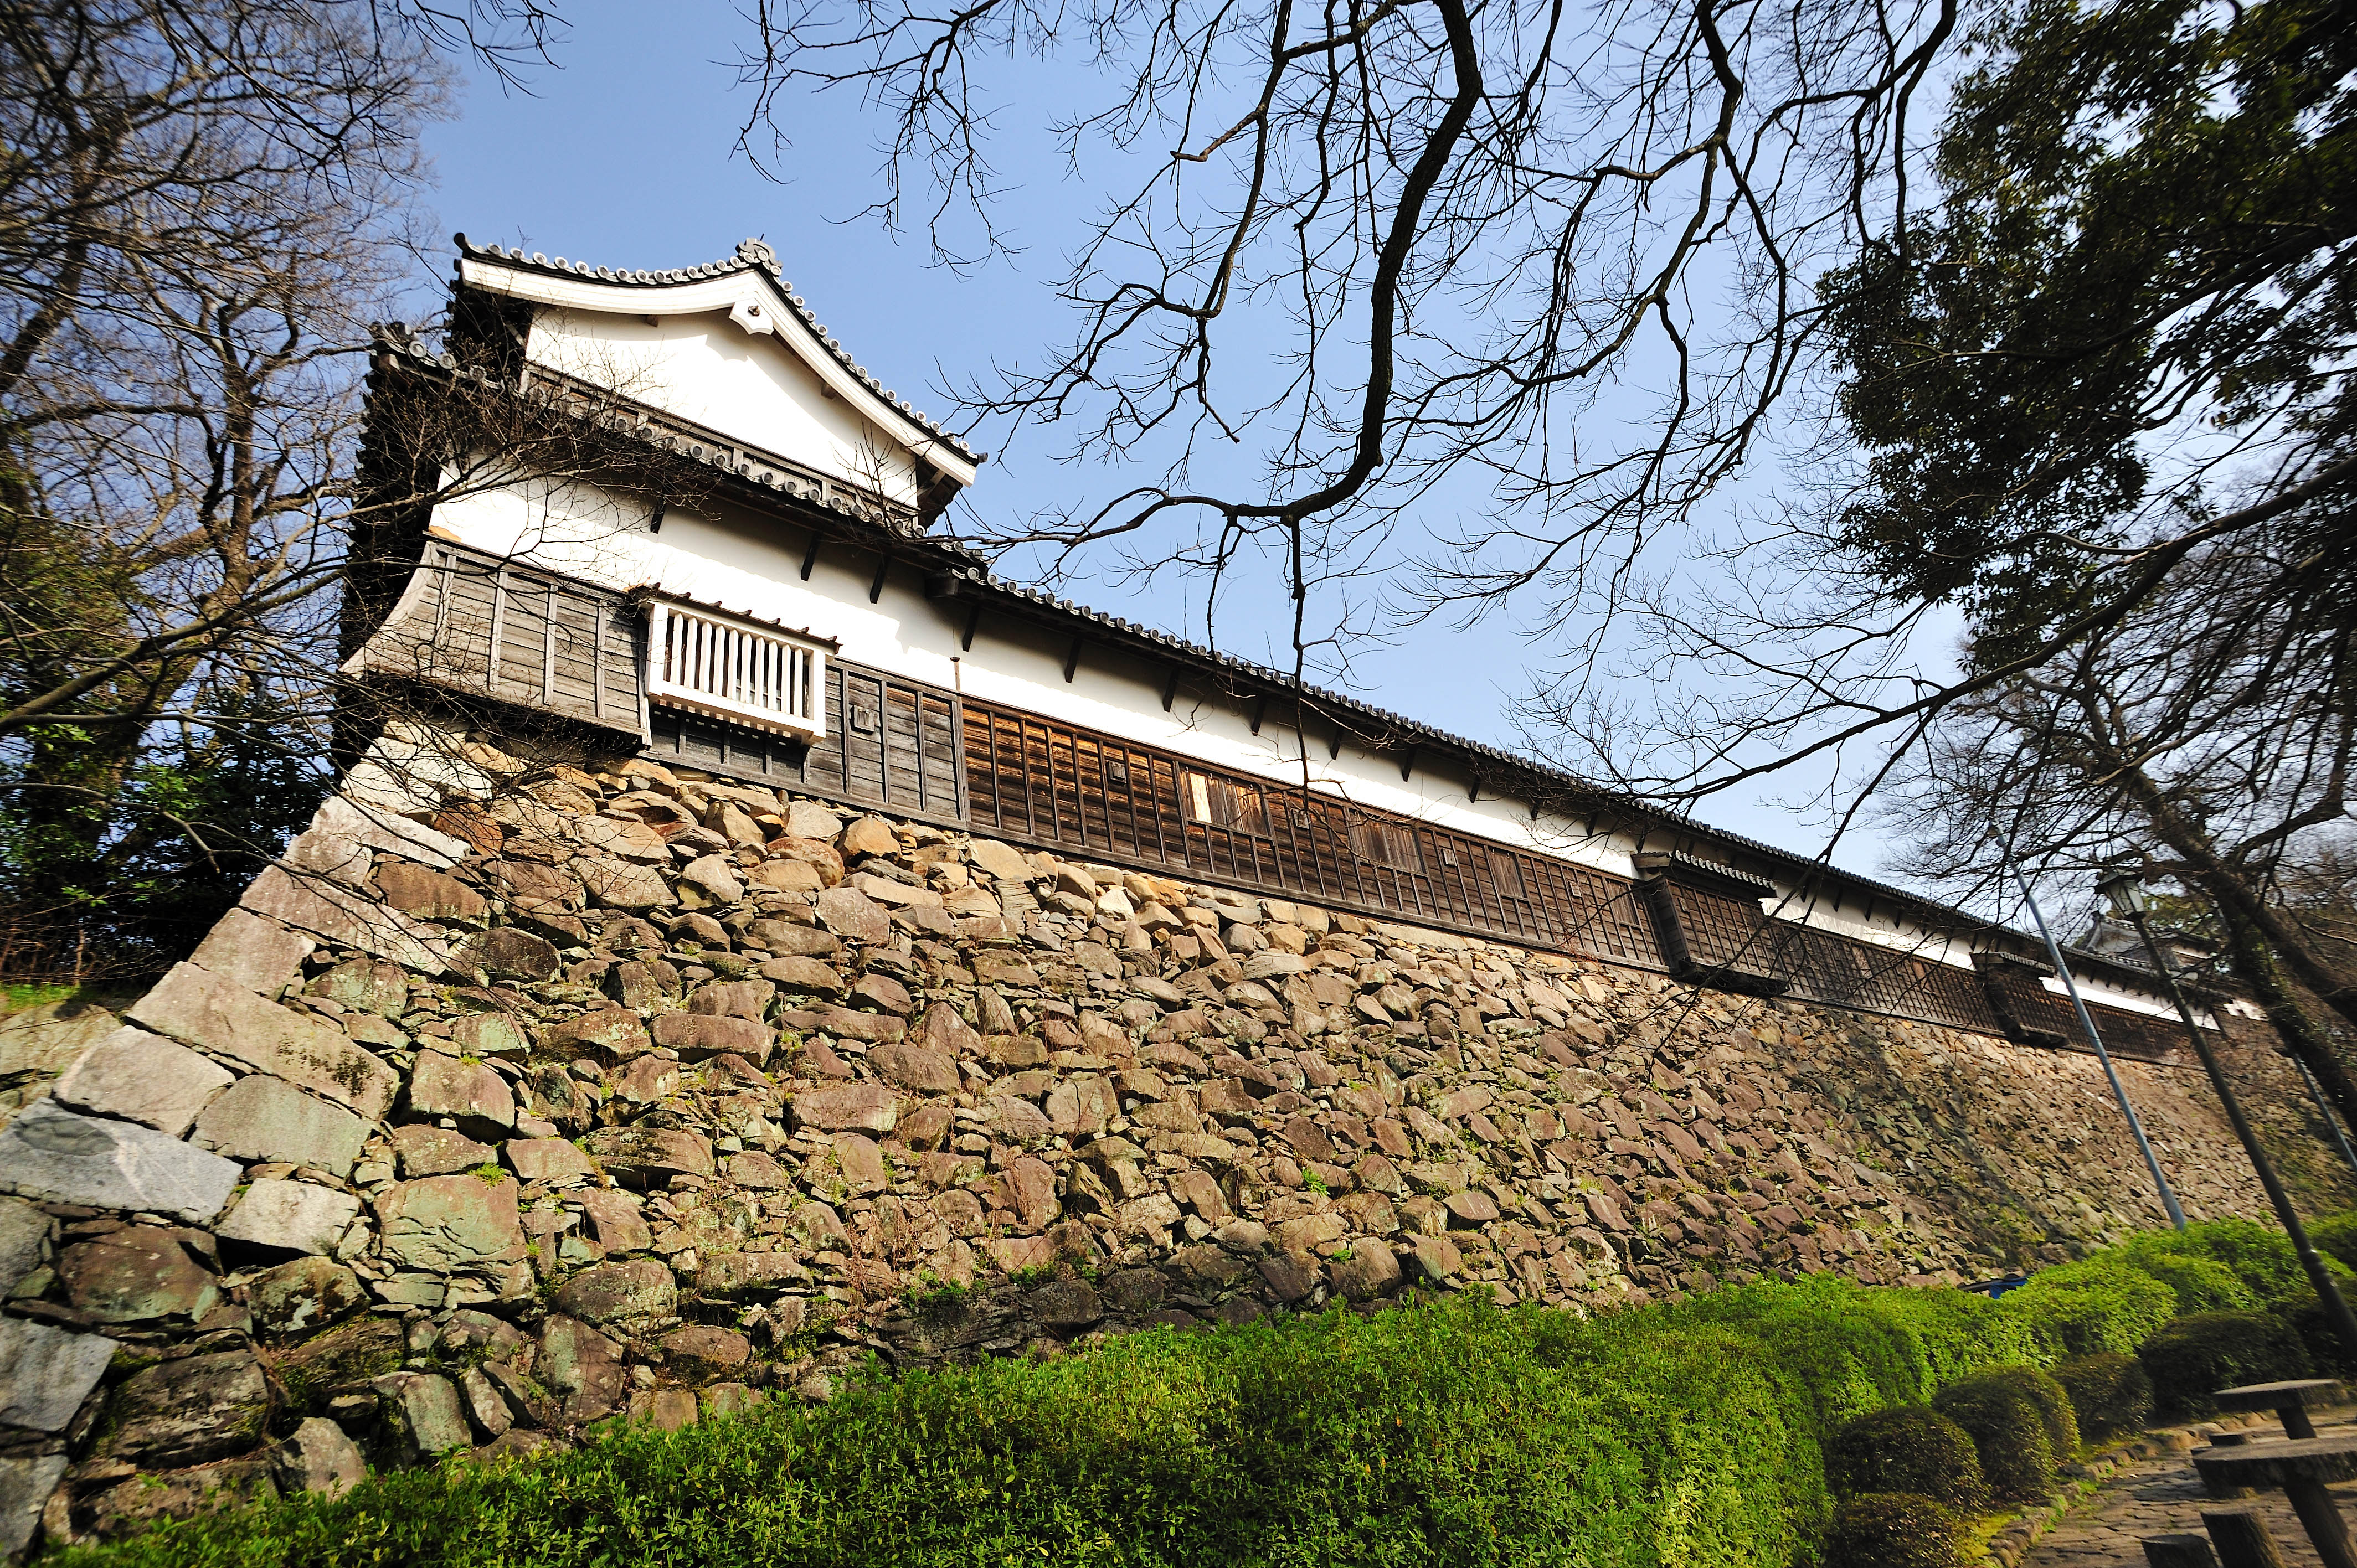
[2097,865,2357,1359]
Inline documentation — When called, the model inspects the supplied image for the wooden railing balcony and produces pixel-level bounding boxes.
[644,601,829,742]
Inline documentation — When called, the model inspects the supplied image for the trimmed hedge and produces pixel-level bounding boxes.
[2139,1309,2313,1414]
[1998,1258,2175,1359]
[2054,1352,2154,1440]
[60,1211,2357,1567]
[1821,1493,1964,1568]
[1824,1407,1989,1512]
[1932,1370,2070,1502]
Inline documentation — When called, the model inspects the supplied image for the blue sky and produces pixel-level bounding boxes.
[416,0,1910,869]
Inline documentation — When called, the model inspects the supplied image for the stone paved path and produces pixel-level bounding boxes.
[2024,1415,2357,1567]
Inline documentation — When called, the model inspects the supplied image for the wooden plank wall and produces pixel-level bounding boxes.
[644,659,965,823]
[347,540,642,733]
[960,699,1661,967]
[953,697,2209,1059]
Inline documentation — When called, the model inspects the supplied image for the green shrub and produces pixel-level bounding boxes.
[2135,1219,2354,1311]
[53,1211,2357,1568]
[2276,1288,2357,1374]
[55,1298,1830,1568]
[2138,1309,2313,1414]
[1996,1365,2081,1457]
[1824,1406,1989,1513]
[1933,1369,2067,1502]
[1998,1257,2176,1358]
[2310,1212,2357,1273]
[2126,1252,2262,1315]
[1821,1493,1964,1568]
[2054,1352,2154,1441]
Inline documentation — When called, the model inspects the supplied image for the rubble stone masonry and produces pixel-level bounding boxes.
[0,721,2348,1554]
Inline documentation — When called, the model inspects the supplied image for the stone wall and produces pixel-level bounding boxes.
[1,722,2347,1558]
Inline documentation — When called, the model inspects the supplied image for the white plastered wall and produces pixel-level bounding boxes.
[526,308,919,506]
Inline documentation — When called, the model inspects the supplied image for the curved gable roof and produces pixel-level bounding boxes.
[452,234,982,489]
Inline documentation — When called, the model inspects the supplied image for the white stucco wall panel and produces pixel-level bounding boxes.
[527,308,919,504]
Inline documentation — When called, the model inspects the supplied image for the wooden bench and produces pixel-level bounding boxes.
[2193,1436,2357,1568]
[2214,1380,2345,1440]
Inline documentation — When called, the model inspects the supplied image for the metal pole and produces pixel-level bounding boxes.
[2011,862,2187,1228]
[2292,1050,2357,1179]
[2125,906,2357,1359]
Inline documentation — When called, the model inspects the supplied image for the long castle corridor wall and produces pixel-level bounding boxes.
[0,718,2346,1554]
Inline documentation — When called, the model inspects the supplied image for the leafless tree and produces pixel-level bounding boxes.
[0,0,605,979]
[1862,517,2357,1123]
[730,0,1959,685]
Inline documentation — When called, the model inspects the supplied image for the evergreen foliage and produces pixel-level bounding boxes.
[2052,1353,2155,1441]
[1823,1407,1989,1513]
[2138,1311,2314,1414]
[1821,1493,1964,1568]
[58,1215,2357,1567]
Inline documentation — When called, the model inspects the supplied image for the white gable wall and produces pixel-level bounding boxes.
[527,307,920,506]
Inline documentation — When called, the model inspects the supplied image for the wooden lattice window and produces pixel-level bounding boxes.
[1488,848,1529,901]
[1350,818,1427,874]
[1183,770,1270,836]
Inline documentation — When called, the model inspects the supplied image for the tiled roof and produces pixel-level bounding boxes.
[450,233,983,466]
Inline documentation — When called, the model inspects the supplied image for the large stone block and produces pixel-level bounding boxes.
[583,1126,714,1187]
[789,1082,897,1133]
[449,927,561,984]
[660,1325,750,1380]
[248,1257,367,1338]
[191,1075,369,1176]
[239,864,446,973]
[0,1316,116,1432]
[51,1027,232,1137]
[0,1453,68,1560]
[127,963,397,1120]
[0,1196,49,1296]
[97,1349,272,1468]
[965,838,1034,883]
[388,1124,495,1178]
[408,1052,517,1137]
[503,1137,596,1184]
[539,1316,625,1423]
[0,1100,240,1224]
[56,1227,219,1324]
[375,1174,526,1275]
[0,995,121,1087]
[289,795,471,882]
[187,908,314,996]
[216,1179,362,1258]
[538,1009,650,1065]
[270,1416,366,1496]
[272,1316,404,1405]
[375,862,488,921]
[552,1258,676,1324]
[869,1040,959,1095]
[696,1251,811,1298]
[307,957,411,1018]
[373,1372,473,1461]
[650,1013,770,1063]
[781,1004,905,1043]
[575,856,673,910]
[813,886,890,943]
